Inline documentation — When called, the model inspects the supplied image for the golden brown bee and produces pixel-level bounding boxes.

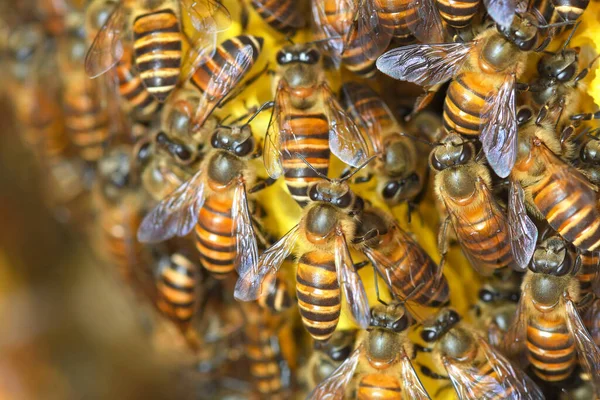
[306,330,357,390]
[429,132,518,275]
[420,308,544,399]
[378,15,564,178]
[246,0,305,34]
[264,44,369,207]
[340,82,428,208]
[85,0,232,102]
[235,175,371,341]
[355,207,451,307]
[138,109,274,279]
[510,109,600,252]
[308,302,429,399]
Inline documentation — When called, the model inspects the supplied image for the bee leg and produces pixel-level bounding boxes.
[574,55,600,86]
[418,364,449,380]
[571,110,600,122]
[248,177,277,193]
[413,344,433,354]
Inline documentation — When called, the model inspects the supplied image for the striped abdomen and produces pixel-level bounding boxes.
[157,253,198,328]
[245,324,286,398]
[281,110,330,207]
[296,251,341,341]
[341,82,395,136]
[373,0,417,43]
[435,0,480,29]
[341,30,377,78]
[194,195,236,278]
[133,9,182,102]
[63,78,110,162]
[529,169,600,251]
[551,0,589,21]
[258,273,292,312]
[526,314,576,382]
[357,374,402,400]
[116,47,159,121]
[250,0,304,33]
[444,72,495,136]
[577,252,598,298]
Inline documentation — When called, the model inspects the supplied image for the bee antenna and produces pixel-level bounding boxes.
[561,21,580,53]
[295,153,331,181]
[399,132,436,147]
[339,156,377,182]
[242,101,275,127]
[534,20,576,29]
[285,35,295,45]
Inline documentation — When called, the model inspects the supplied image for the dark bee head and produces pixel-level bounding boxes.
[580,137,600,165]
[308,180,355,209]
[530,236,575,276]
[210,125,255,158]
[497,13,540,51]
[277,44,322,88]
[380,174,421,205]
[155,131,196,165]
[369,302,412,333]
[429,133,474,171]
[421,308,461,343]
[313,330,356,362]
[276,44,321,65]
[537,49,579,82]
[478,284,520,304]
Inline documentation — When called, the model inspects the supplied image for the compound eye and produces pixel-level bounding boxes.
[137,142,152,163]
[309,185,320,201]
[517,107,533,126]
[447,309,460,325]
[334,191,352,208]
[175,145,192,162]
[276,50,288,65]
[382,181,400,199]
[429,152,445,171]
[210,132,220,149]
[391,314,409,332]
[306,49,320,64]
[557,64,576,82]
[478,289,495,303]
[234,137,254,157]
[156,132,169,145]
[509,292,520,302]
[421,328,437,343]
[457,144,472,164]
[330,346,352,362]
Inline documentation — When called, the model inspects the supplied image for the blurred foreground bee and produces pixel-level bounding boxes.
[308,302,430,399]
[355,207,450,307]
[264,44,370,207]
[306,330,357,390]
[340,82,428,209]
[138,106,274,279]
[419,308,544,399]
[378,15,570,178]
[235,173,371,340]
[430,133,518,275]
[510,109,600,252]
[85,0,232,102]
[502,236,600,392]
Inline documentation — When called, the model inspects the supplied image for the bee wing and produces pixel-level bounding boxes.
[501,286,529,367]
[443,336,543,400]
[398,349,431,399]
[310,0,349,67]
[508,179,538,271]
[565,296,600,392]
[483,0,517,28]
[182,0,232,33]
[406,0,445,44]
[480,74,517,178]
[234,225,300,301]
[335,229,370,329]
[263,83,286,179]
[376,43,473,86]
[355,0,393,60]
[324,85,370,167]
[84,3,127,78]
[181,29,218,83]
[307,344,363,400]
[137,169,206,243]
[584,299,600,342]
[232,180,259,277]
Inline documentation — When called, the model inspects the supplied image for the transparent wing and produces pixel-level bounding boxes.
[310,0,349,68]
[137,169,205,243]
[508,179,537,271]
[376,43,473,86]
[484,0,517,28]
[324,85,370,167]
[565,297,600,392]
[335,229,370,329]
[585,298,600,343]
[263,83,286,179]
[307,344,362,400]
[407,0,445,43]
[84,3,127,78]
[181,29,218,83]
[501,286,529,367]
[481,74,517,178]
[356,0,393,60]
[234,225,299,301]
[183,0,232,33]
[398,350,431,399]
[232,180,259,277]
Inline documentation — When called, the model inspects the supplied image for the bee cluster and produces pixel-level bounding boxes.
[3,0,600,399]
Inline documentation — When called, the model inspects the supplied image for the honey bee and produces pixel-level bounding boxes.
[234,174,371,340]
[339,82,428,209]
[264,44,369,207]
[308,302,430,399]
[470,274,521,347]
[85,0,232,102]
[246,0,305,34]
[502,235,600,393]
[510,108,600,252]
[529,0,590,29]
[257,271,293,313]
[419,308,544,399]
[354,207,451,307]
[377,14,568,178]
[429,132,519,275]
[306,330,357,390]
[138,107,274,279]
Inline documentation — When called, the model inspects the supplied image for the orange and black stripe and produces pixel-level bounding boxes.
[116,46,160,121]
[340,82,395,134]
[156,253,198,328]
[358,374,403,399]
[435,0,480,29]
[577,252,598,299]
[194,196,236,279]
[526,315,576,382]
[258,274,292,313]
[443,72,489,137]
[374,0,418,44]
[296,251,341,341]
[341,30,377,78]
[250,0,304,34]
[281,112,330,207]
[133,8,182,102]
[245,323,287,398]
